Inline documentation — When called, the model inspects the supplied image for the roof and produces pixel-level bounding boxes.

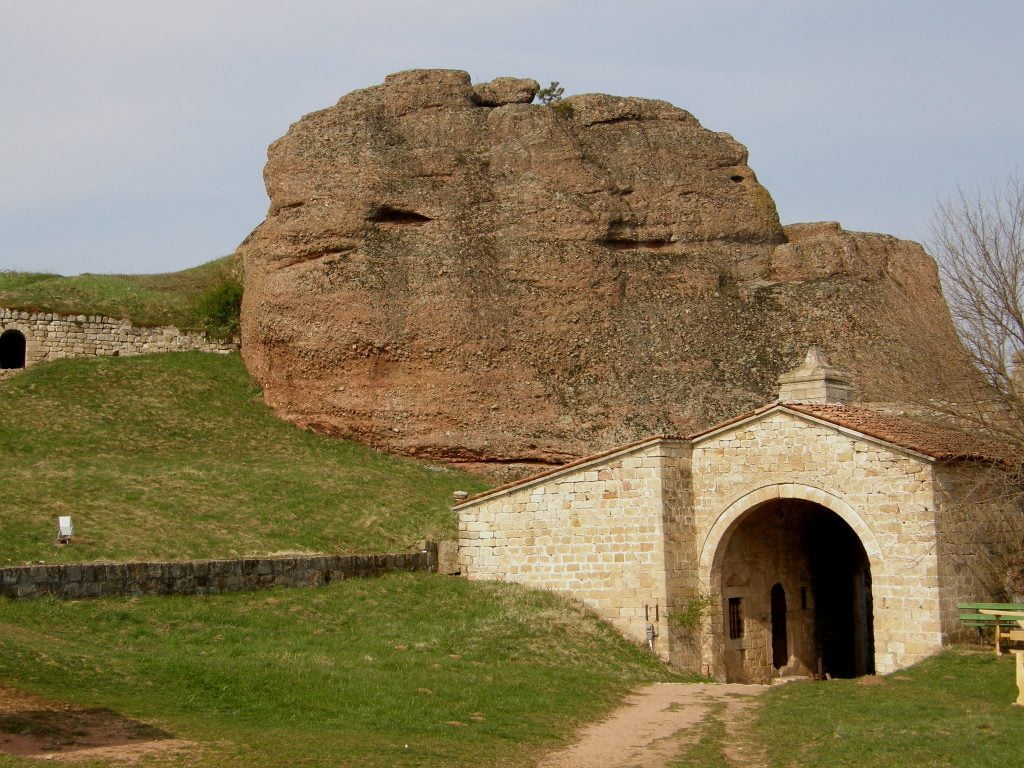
[452,434,684,508]
[454,401,1016,509]
[782,403,1015,464]
[688,401,1015,464]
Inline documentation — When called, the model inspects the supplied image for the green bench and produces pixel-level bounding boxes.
[958,603,1024,656]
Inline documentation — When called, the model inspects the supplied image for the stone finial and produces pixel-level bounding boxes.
[777,346,854,404]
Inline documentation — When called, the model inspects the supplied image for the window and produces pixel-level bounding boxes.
[728,597,743,639]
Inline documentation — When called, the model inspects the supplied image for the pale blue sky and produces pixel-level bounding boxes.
[2,0,1021,275]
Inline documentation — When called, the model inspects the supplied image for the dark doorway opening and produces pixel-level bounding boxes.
[0,330,26,369]
[718,498,875,682]
[807,511,875,678]
[771,583,788,669]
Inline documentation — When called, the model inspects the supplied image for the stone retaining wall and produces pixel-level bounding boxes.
[0,546,439,600]
[0,307,236,367]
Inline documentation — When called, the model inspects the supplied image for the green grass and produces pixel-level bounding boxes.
[0,256,237,331]
[0,352,489,564]
[754,649,1024,767]
[671,700,730,768]
[0,573,675,767]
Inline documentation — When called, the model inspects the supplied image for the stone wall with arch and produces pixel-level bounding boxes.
[456,403,996,681]
[694,484,883,681]
[690,411,943,677]
[0,307,236,372]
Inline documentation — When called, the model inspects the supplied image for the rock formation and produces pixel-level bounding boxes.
[239,69,966,477]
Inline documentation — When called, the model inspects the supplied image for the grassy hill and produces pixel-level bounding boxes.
[0,256,240,332]
[0,351,488,565]
[0,582,1017,767]
[0,338,677,768]
[0,574,676,767]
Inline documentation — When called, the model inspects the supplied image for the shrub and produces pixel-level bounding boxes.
[536,81,565,105]
[199,277,243,338]
[672,593,717,632]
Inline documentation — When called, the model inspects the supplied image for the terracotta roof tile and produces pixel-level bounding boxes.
[455,402,1017,509]
[784,402,1015,463]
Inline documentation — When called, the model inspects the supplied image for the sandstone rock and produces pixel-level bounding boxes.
[771,222,923,282]
[239,69,971,479]
[473,77,539,106]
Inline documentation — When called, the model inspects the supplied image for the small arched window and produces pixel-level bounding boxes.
[0,329,27,369]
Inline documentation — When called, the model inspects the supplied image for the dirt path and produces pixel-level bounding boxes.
[537,682,767,768]
[0,686,197,764]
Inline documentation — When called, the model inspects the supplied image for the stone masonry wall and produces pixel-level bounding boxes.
[691,410,941,676]
[0,307,236,366]
[0,547,437,600]
[457,441,685,658]
[933,462,1019,638]
[657,443,701,669]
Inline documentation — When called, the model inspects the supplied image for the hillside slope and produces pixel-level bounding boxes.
[0,256,239,332]
[0,574,675,767]
[0,352,487,565]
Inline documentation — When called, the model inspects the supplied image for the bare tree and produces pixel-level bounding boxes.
[925,175,1024,600]
[928,174,1024,446]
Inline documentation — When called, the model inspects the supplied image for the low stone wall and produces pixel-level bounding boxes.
[0,546,439,600]
[0,307,236,367]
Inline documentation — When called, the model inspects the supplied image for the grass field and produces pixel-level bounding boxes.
[0,583,1018,768]
[0,257,238,332]
[0,352,488,565]
[0,574,675,767]
[661,647,1024,768]
[753,648,1024,767]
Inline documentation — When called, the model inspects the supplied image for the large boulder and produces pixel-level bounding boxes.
[239,69,966,477]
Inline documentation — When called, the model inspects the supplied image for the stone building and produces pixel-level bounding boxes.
[0,307,236,373]
[456,349,1012,682]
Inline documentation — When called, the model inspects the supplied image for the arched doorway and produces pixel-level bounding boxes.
[714,498,875,683]
[0,330,26,369]
[771,583,788,670]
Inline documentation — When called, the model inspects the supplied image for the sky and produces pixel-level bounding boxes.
[1,0,1021,276]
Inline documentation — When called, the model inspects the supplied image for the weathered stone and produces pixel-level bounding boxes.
[472,77,539,106]
[436,540,459,574]
[0,548,438,600]
[238,69,970,479]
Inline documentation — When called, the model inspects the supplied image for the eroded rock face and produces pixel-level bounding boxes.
[239,69,965,477]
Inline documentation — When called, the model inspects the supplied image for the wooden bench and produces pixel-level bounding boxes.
[958,603,1024,656]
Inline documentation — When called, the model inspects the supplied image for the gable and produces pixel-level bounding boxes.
[453,435,685,511]
[691,406,937,466]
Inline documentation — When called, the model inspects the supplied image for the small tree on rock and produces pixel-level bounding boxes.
[535,81,565,105]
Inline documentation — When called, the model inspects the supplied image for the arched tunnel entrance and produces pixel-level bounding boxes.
[0,329,26,369]
[716,498,874,683]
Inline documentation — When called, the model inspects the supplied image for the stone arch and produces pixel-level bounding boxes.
[698,482,885,681]
[0,328,26,369]
[698,482,885,585]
